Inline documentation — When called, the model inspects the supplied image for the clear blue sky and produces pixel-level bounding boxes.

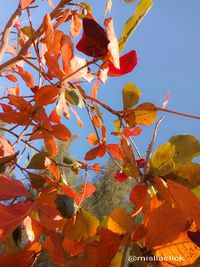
[0,0,200,177]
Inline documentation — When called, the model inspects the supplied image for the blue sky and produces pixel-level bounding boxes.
[0,0,200,178]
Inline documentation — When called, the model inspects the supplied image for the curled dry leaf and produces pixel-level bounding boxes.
[70,13,82,38]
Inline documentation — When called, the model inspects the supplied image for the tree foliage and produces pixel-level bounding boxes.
[0,0,200,266]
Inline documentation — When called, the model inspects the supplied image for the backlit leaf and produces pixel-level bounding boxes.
[64,209,99,241]
[70,13,82,38]
[0,250,36,267]
[104,18,120,69]
[169,135,200,163]
[0,174,30,200]
[51,124,71,141]
[61,34,74,74]
[0,201,33,241]
[150,142,175,176]
[20,0,35,9]
[76,18,109,57]
[130,184,149,217]
[122,82,141,109]
[118,0,153,52]
[75,183,96,205]
[108,50,138,76]
[87,132,98,146]
[34,85,59,106]
[0,137,16,165]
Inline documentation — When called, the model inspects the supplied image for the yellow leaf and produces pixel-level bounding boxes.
[169,135,200,163]
[20,26,35,38]
[110,252,123,267]
[119,0,153,52]
[107,208,134,235]
[63,209,99,242]
[124,102,157,126]
[150,142,175,176]
[122,82,141,109]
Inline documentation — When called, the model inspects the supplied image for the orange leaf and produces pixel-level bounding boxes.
[106,144,123,160]
[39,107,52,131]
[92,115,102,128]
[104,18,120,69]
[51,124,71,141]
[44,231,66,267]
[84,145,106,161]
[49,108,61,123]
[129,184,149,217]
[5,74,18,83]
[92,163,101,173]
[9,94,33,115]
[75,184,96,205]
[90,80,99,100]
[49,162,61,182]
[0,137,16,165]
[70,13,82,38]
[16,68,34,88]
[63,238,84,257]
[61,34,74,74]
[20,0,35,9]
[42,14,54,49]
[0,250,36,267]
[0,201,33,241]
[0,174,30,200]
[0,111,30,125]
[87,132,98,146]
[45,52,66,80]
[167,180,200,229]
[34,85,59,106]
[42,131,58,157]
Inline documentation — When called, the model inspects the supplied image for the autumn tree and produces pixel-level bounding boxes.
[0,0,200,267]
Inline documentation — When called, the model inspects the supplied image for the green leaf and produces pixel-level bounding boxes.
[55,194,75,219]
[118,0,153,52]
[169,135,200,163]
[27,153,48,169]
[150,142,175,176]
[65,88,84,108]
[122,82,141,109]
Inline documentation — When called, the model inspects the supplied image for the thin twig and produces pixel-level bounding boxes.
[142,117,164,181]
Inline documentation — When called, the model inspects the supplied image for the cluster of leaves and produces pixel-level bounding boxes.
[0,0,200,266]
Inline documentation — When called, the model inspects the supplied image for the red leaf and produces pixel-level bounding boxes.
[34,85,59,106]
[0,174,30,200]
[0,111,30,125]
[108,50,138,76]
[84,145,106,161]
[51,124,71,141]
[123,126,142,137]
[92,163,101,173]
[20,0,35,9]
[76,18,109,57]
[106,144,123,160]
[49,108,61,124]
[0,201,33,241]
[62,185,77,199]
[75,184,96,205]
[9,95,33,115]
[0,250,36,267]
[114,172,129,182]
[1,103,13,112]
[136,158,146,168]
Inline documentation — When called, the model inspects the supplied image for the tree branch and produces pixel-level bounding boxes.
[0,0,73,72]
[0,4,21,62]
